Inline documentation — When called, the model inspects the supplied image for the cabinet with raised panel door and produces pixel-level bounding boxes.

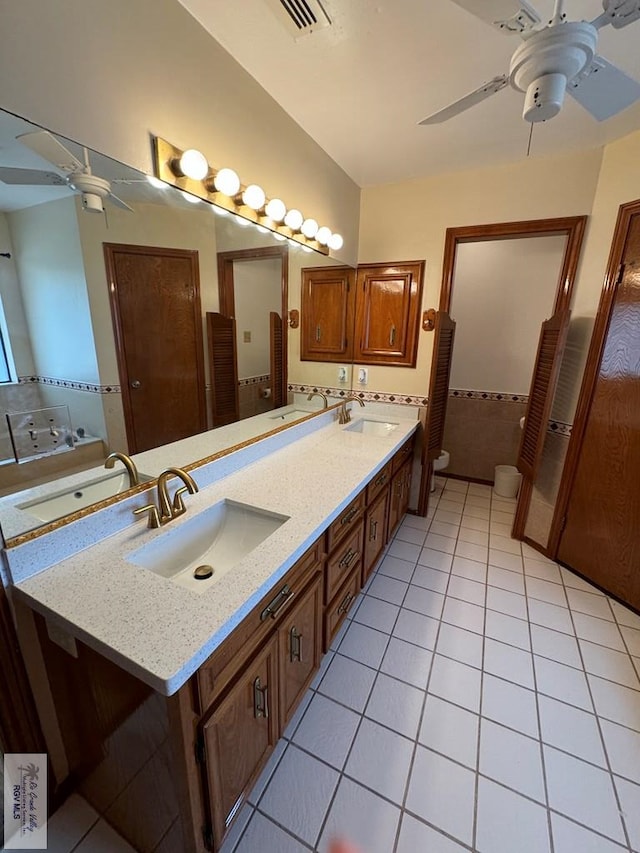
[300,265,355,362]
[388,458,413,540]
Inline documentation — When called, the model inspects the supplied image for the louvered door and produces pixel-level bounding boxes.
[516,311,570,481]
[424,312,456,463]
[270,311,284,408]
[207,312,239,427]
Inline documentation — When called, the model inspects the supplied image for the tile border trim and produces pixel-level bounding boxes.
[288,384,428,407]
[18,375,121,394]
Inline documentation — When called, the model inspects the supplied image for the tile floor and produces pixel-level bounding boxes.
[37,476,640,853]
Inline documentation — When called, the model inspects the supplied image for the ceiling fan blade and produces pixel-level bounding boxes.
[568,55,640,120]
[449,0,541,33]
[107,192,134,212]
[17,130,85,174]
[592,0,640,29]
[0,167,68,186]
[419,75,509,125]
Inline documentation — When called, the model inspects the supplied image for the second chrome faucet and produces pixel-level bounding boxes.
[133,467,199,528]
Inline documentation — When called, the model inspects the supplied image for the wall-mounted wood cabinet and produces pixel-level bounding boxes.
[300,261,424,367]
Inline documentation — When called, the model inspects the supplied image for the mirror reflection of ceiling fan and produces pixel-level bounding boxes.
[419,0,640,125]
[0,130,134,213]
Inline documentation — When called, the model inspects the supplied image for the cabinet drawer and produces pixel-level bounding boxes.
[325,522,364,604]
[324,565,360,652]
[392,435,415,474]
[326,490,365,552]
[366,461,392,505]
[195,539,322,713]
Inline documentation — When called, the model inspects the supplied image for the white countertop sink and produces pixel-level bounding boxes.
[16,471,153,523]
[268,409,312,423]
[345,419,399,436]
[126,499,290,594]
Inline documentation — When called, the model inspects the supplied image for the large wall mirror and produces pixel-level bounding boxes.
[0,108,353,542]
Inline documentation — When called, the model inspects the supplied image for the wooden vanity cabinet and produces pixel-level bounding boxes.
[363,486,390,585]
[300,266,355,362]
[323,492,365,650]
[388,458,413,540]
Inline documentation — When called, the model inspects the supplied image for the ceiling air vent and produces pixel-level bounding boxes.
[264,0,331,38]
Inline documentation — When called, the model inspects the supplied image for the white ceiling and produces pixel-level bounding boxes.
[177,0,640,186]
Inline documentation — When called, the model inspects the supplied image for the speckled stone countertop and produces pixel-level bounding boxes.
[13,416,418,696]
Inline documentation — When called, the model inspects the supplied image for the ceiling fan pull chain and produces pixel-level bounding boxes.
[526,121,534,157]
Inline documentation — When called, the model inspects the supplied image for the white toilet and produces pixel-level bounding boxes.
[431,449,450,492]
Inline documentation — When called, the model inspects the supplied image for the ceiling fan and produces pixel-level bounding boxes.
[419,0,640,125]
[0,130,133,213]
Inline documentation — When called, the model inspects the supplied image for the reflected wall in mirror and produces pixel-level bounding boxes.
[0,109,352,541]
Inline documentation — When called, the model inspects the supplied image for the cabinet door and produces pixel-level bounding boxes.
[354,262,424,367]
[363,487,389,583]
[201,635,279,847]
[278,572,323,731]
[301,266,355,362]
[400,458,412,518]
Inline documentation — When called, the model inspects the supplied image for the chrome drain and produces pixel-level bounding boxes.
[193,565,214,580]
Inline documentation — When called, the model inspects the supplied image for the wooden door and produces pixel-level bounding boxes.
[104,243,207,454]
[278,573,322,730]
[201,634,279,847]
[363,487,389,583]
[301,266,355,362]
[557,209,640,610]
[207,312,239,426]
[353,262,424,367]
[270,311,285,408]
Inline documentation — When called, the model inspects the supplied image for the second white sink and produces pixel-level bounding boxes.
[345,419,400,437]
[127,499,289,593]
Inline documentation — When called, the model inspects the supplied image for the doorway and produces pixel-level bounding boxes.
[104,243,207,454]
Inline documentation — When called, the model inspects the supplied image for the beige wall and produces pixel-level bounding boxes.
[0,0,360,267]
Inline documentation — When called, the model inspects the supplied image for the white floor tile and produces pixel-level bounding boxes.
[387,539,422,564]
[219,803,253,853]
[377,554,416,583]
[457,526,489,546]
[485,609,531,651]
[600,718,640,784]
[344,718,413,804]
[468,483,491,495]
[430,520,461,539]
[406,746,476,846]
[489,534,522,555]
[486,586,528,621]
[418,546,454,572]
[451,555,487,582]
[483,637,535,689]
[482,673,539,738]
[487,565,525,594]
[622,625,640,657]
[488,548,523,572]
[394,523,428,547]
[367,573,409,606]
[460,515,490,533]
[465,493,491,508]
[479,718,546,803]
[614,776,640,852]
[411,564,449,594]
[396,813,469,853]
[589,674,640,731]
[544,745,626,844]
[566,587,614,621]
[365,672,425,739]
[338,621,389,669]
[490,520,512,537]
[441,596,485,635]
[572,611,626,651]
[234,812,302,853]
[438,496,466,511]
[73,820,137,853]
[353,595,399,634]
[436,621,484,668]
[551,813,627,853]
[259,745,339,846]
[46,794,98,853]
[292,694,360,770]
[455,540,489,562]
[247,740,287,804]
[317,778,400,853]
[445,479,468,493]
[403,584,445,619]
[317,653,376,712]
[523,557,563,584]
[530,624,582,668]
[446,574,486,606]
[419,694,479,769]
[611,600,640,630]
[476,776,550,853]
[425,533,457,554]
[538,694,606,766]
[402,513,432,531]
[462,504,491,521]
[393,608,440,650]
[528,598,575,635]
[434,509,463,526]
[428,654,481,713]
[380,636,434,689]
[579,639,640,689]
[561,567,604,593]
[522,542,554,561]
[526,575,568,607]
[534,655,593,711]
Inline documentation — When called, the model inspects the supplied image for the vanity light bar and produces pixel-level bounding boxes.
[153,137,343,255]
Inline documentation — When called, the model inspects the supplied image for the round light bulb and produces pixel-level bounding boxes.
[301,218,319,239]
[265,198,286,222]
[214,168,241,196]
[178,149,209,180]
[302,246,313,253]
[211,205,228,216]
[284,208,303,230]
[329,233,344,251]
[147,175,167,189]
[316,226,332,245]
[181,190,201,204]
[273,232,286,241]
[242,184,266,210]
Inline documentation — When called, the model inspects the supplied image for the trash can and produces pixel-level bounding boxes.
[494,465,522,499]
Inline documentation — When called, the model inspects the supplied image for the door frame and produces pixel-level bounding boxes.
[104,242,207,454]
[216,245,289,406]
[427,216,587,532]
[547,199,640,556]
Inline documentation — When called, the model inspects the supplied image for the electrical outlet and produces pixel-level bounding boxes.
[338,366,347,383]
[358,368,368,385]
[243,330,251,343]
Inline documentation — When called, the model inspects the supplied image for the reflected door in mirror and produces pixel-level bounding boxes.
[104,243,207,453]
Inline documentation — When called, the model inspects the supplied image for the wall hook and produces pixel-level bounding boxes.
[288,309,299,329]
[422,308,436,331]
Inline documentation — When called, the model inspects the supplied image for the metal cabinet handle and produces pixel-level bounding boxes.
[253,677,269,719]
[260,584,294,621]
[338,548,358,570]
[374,472,387,487]
[290,627,303,663]
[315,325,321,342]
[389,326,396,346]
[340,506,358,526]
[369,519,378,542]
[337,592,355,615]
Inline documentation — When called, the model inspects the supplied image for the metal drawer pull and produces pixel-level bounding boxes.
[253,677,269,719]
[374,472,387,487]
[338,548,358,569]
[290,627,303,663]
[337,592,355,615]
[389,326,396,346]
[369,519,378,541]
[260,584,294,621]
[340,506,358,526]
[315,324,321,341]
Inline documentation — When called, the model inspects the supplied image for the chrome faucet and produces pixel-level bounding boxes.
[133,467,199,528]
[338,395,365,424]
[307,391,328,409]
[104,451,139,487]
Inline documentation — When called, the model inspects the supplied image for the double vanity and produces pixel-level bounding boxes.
[7,403,419,852]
